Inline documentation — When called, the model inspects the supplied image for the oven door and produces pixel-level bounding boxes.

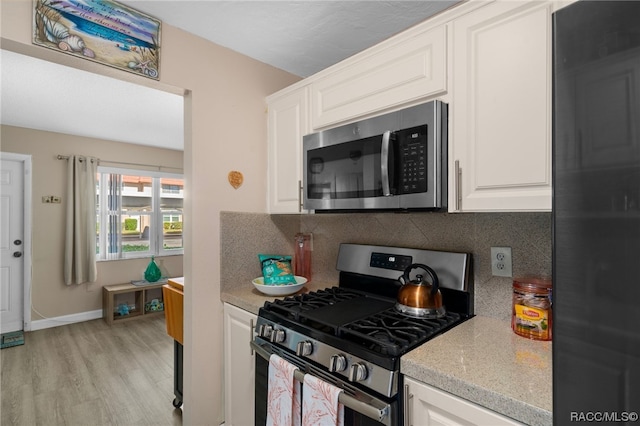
[251,339,398,426]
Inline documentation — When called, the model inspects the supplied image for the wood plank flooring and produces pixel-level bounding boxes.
[1,315,182,426]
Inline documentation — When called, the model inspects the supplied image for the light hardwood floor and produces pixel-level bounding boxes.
[1,314,182,426]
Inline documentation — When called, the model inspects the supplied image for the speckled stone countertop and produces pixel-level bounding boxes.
[401,316,552,425]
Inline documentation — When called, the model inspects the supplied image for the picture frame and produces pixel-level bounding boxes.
[33,0,161,80]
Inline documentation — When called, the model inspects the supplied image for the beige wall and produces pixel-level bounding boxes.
[1,1,301,424]
[1,125,185,318]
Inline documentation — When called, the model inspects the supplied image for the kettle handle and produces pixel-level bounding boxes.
[401,263,440,296]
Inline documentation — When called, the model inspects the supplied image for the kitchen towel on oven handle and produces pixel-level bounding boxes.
[302,374,344,426]
[267,353,301,426]
[251,340,392,426]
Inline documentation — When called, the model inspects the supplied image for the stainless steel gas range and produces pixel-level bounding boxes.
[251,243,473,426]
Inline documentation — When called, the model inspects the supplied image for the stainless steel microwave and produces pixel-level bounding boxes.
[303,100,447,212]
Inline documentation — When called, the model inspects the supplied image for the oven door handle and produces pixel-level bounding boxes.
[251,340,392,426]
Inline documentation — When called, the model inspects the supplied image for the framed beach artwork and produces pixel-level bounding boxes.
[33,0,161,80]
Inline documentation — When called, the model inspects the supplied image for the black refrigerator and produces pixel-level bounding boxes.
[553,1,640,424]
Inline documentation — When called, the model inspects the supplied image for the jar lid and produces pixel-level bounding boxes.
[513,276,552,290]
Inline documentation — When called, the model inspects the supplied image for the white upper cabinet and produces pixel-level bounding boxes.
[310,24,448,130]
[450,0,554,211]
[266,0,562,214]
[266,86,309,213]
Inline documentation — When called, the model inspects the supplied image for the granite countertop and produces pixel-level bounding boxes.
[401,316,552,425]
[220,287,552,425]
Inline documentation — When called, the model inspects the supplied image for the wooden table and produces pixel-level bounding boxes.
[162,277,184,408]
[162,277,184,344]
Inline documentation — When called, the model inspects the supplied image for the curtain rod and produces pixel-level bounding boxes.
[57,155,183,171]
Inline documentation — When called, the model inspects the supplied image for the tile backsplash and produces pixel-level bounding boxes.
[220,211,551,322]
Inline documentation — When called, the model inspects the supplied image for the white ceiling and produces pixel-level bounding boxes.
[1,1,460,151]
[1,50,185,151]
[120,1,460,78]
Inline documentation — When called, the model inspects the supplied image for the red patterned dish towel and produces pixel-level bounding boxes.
[267,354,301,426]
[302,374,344,426]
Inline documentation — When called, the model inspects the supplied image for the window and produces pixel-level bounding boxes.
[96,167,184,260]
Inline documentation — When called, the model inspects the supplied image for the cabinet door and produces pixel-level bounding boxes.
[404,377,523,426]
[267,87,309,213]
[223,303,257,426]
[310,25,447,129]
[451,1,553,211]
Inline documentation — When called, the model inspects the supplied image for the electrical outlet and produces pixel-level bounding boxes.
[491,247,512,277]
[42,196,52,203]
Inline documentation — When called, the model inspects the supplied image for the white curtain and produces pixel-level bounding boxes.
[64,155,98,285]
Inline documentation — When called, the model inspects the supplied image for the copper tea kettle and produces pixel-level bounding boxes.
[395,263,446,319]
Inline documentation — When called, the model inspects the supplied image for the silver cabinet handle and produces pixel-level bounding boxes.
[403,384,414,426]
[455,160,462,211]
[250,319,255,356]
[381,131,392,196]
[298,180,303,212]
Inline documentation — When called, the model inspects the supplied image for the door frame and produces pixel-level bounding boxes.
[0,152,33,331]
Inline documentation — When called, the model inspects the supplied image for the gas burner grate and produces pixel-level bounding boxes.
[261,285,467,358]
[340,310,462,356]
[264,287,361,321]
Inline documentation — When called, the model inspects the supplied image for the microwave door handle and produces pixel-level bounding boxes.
[381,131,392,196]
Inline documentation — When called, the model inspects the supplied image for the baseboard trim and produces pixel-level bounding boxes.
[30,309,103,331]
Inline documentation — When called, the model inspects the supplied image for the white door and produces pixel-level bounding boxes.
[0,158,25,333]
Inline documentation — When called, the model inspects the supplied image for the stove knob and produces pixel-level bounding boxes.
[271,329,286,343]
[329,354,347,373]
[260,324,273,339]
[349,363,368,382]
[296,340,313,357]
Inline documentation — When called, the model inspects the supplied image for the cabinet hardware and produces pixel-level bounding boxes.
[298,180,303,212]
[250,319,255,356]
[455,160,462,211]
[403,384,414,426]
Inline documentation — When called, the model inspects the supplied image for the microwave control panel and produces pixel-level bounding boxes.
[397,125,428,194]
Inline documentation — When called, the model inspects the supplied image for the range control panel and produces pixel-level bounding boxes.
[370,252,413,271]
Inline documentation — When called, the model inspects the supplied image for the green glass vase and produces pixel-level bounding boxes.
[144,256,162,282]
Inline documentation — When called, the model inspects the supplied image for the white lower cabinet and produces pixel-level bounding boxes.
[223,303,257,426]
[403,377,523,426]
